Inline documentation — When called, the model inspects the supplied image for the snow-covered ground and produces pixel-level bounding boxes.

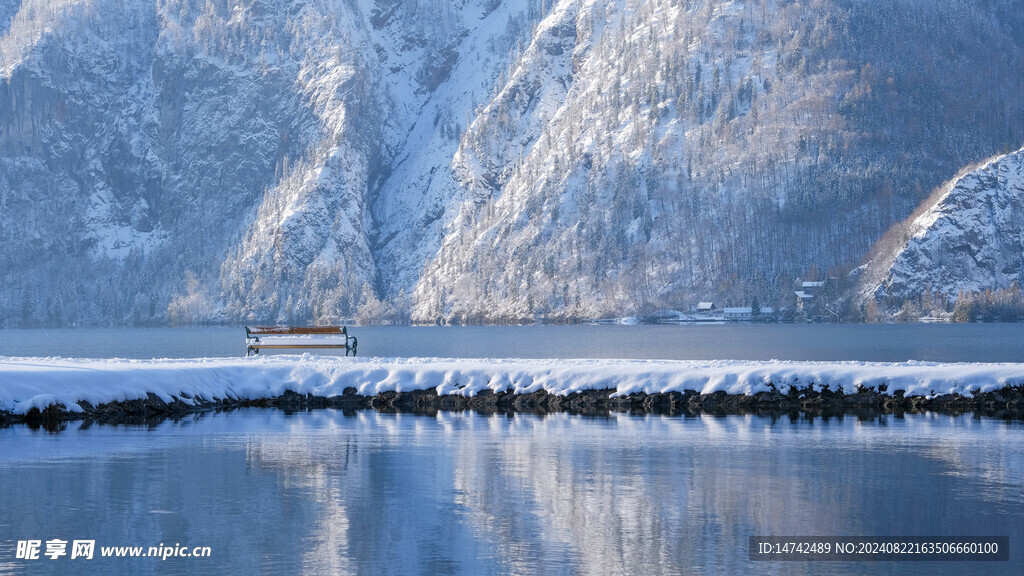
[2,355,1022,415]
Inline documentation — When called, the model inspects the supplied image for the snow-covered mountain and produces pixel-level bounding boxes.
[1,0,1022,326]
[1,0,544,325]
[858,147,1024,309]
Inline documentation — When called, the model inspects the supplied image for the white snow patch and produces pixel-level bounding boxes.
[1,356,1021,415]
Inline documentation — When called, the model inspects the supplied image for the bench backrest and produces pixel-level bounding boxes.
[246,326,348,337]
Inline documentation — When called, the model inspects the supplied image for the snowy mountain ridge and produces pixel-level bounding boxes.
[860,147,1024,308]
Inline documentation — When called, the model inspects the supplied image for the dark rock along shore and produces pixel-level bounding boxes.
[4,386,1024,431]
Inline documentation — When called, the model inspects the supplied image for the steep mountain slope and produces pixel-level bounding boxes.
[858,147,1024,308]
[0,0,543,325]
[412,0,1024,322]
[368,1,540,296]
[1,0,1022,326]
[2,0,340,324]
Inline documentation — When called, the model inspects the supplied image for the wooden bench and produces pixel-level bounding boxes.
[245,326,357,357]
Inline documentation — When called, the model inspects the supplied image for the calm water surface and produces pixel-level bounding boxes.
[0,410,1021,575]
[2,324,1024,361]
[2,327,1023,574]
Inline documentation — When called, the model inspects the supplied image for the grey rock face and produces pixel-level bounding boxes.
[865,148,1024,304]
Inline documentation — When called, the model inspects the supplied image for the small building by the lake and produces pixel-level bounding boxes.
[723,307,774,322]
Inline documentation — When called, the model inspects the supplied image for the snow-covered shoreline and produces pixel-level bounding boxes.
[2,355,1023,424]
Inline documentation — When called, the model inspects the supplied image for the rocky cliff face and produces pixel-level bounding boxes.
[859,148,1024,307]
[1,0,1023,326]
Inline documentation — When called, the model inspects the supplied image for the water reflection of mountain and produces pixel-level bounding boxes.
[237,412,1024,575]
[1,411,1020,574]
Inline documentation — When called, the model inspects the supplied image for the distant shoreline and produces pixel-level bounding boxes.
[5,386,1023,431]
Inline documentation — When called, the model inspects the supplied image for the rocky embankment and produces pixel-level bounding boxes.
[5,386,1023,430]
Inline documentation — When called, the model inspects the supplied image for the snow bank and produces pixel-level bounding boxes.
[2,356,1023,415]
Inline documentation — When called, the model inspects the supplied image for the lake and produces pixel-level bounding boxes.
[0,410,1021,575]
[2,323,1024,361]
[1,325,1023,574]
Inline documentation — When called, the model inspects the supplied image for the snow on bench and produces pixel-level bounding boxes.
[245,326,357,357]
